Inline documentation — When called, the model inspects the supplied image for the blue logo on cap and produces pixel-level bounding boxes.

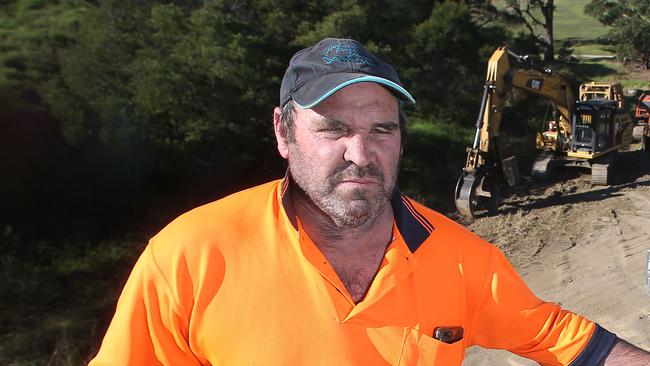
[322,43,375,65]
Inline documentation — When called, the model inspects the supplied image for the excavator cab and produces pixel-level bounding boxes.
[571,99,617,153]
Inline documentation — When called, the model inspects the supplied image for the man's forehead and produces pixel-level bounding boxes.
[300,84,398,116]
[295,102,399,127]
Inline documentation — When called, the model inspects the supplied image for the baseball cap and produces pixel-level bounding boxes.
[280,38,416,109]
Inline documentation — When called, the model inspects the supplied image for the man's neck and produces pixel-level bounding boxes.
[291,188,394,302]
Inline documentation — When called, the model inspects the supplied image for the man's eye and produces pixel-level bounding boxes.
[321,127,347,134]
[373,127,391,134]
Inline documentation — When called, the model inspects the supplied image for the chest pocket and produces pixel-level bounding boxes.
[398,327,465,366]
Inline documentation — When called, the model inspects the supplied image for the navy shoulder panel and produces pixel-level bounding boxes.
[569,324,617,366]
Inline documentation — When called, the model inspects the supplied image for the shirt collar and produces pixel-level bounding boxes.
[279,172,434,253]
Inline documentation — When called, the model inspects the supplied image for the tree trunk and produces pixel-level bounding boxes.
[542,0,555,62]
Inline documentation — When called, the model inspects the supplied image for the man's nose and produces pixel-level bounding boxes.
[343,134,373,167]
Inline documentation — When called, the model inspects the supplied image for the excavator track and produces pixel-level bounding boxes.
[591,152,616,186]
[591,163,610,185]
[532,153,555,181]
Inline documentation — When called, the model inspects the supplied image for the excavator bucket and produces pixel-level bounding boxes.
[501,156,519,187]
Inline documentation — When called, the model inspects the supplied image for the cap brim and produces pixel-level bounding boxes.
[292,73,416,109]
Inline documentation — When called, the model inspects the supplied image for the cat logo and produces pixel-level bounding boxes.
[527,78,543,90]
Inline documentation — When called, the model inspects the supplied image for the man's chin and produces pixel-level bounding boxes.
[331,210,373,227]
[333,186,382,200]
[323,198,388,227]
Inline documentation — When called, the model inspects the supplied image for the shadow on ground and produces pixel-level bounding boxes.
[498,149,650,214]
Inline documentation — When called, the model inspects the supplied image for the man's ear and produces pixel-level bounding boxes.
[273,107,289,159]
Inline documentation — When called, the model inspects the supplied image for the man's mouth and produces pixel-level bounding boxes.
[339,178,379,185]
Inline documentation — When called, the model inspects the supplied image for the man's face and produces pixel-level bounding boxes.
[281,83,401,227]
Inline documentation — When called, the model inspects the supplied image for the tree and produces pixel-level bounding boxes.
[465,0,506,27]
[586,0,650,67]
[0,0,88,109]
[45,1,301,176]
[505,0,556,62]
[1,0,521,231]
[402,2,483,121]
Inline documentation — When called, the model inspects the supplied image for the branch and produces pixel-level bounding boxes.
[628,3,650,26]
[521,5,546,27]
[510,5,539,38]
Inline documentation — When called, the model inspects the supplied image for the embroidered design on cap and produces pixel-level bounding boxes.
[321,43,375,66]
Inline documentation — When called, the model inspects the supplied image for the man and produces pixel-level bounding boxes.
[90,38,650,365]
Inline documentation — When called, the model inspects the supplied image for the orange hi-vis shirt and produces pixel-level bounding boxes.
[90,178,616,366]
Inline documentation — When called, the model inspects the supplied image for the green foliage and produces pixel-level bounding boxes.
[0,0,518,160]
[586,0,650,64]
[556,40,575,63]
[0,0,88,108]
[43,1,293,177]
[11,0,515,177]
[403,1,507,123]
[294,2,367,45]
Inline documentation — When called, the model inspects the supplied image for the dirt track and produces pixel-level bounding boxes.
[460,145,650,365]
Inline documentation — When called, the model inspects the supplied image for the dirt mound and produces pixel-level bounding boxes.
[461,147,650,365]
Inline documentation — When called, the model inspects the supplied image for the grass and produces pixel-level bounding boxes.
[400,119,474,211]
[567,58,650,91]
[554,0,609,40]
[573,59,624,80]
[0,231,146,365]
[618,79,650,91]
[572,43,614,56]
[492,0,610,40]
[408,118,474,144]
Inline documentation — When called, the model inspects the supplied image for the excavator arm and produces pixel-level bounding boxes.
[455,47,576,218]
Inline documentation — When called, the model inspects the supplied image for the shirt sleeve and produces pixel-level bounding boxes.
[88,244,201,366]
[468,246,616,366]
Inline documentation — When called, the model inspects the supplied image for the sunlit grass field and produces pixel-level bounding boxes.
[492,0,609,40]
[572,43,614,56]
[554,0,609,40]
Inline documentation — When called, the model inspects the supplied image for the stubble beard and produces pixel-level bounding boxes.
[287,143,398,229]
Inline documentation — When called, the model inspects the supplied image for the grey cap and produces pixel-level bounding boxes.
[280,38,415,108]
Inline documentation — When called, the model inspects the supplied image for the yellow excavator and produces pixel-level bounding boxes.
[455,47,634,219]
